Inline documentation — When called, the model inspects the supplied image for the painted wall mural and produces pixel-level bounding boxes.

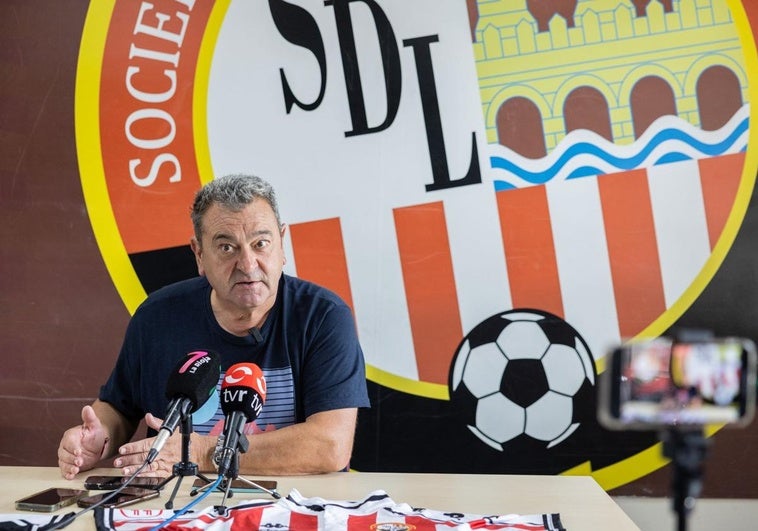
[77,0,757,490]
[2,0,756,495]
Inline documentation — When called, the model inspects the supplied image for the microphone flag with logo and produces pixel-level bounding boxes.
[146,350,221,464]
[215,362,267,477]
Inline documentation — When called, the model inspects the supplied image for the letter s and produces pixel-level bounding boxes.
[129,153,181,187]
[269,0,327,113]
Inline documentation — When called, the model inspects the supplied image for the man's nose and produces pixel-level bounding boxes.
[237,246,257,274]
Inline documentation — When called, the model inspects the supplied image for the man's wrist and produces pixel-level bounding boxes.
[190,433,215,472]
[193,434,219,472]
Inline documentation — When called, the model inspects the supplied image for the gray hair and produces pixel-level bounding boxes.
[191,174,281,241]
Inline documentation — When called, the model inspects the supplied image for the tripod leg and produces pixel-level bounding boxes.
[156,472,177,491]
[190,476,229,497]
[165,475,185,510]
[195,471,214,484]
[232,476,281,499]
[190,478,214,497]
[662,429,708,531]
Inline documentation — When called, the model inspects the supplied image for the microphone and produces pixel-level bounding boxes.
[249,327,263,342]
[146,350,221,464]
[214,362,266,477]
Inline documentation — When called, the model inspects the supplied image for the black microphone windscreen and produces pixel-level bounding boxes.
[165,350,221,412]
[220,386,264,421]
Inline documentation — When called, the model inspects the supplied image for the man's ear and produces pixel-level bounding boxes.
[280,223,288,265]
[190,237,204,275]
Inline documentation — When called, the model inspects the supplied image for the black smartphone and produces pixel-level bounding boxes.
[84,475,163,491]
[599,337,757,429]
[76,487,159,509]
[15,488,88,512]
[192,477,278,494]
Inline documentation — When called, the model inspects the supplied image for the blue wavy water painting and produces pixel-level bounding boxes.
[491,104,749,191]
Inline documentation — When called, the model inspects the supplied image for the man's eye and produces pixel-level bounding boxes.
[219,243,234,253]
[255,240,270,249]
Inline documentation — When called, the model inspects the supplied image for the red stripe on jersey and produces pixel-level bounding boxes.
[347,513,380,530]
[495,186,564,317]
[288,510,319,530]
[598,168,665,338]
[698,152,745,249]
[289,217,356,312]
[403,514,440,530]
[394,201,463,384]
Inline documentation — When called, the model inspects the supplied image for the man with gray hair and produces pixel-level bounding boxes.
[58,174,370,478]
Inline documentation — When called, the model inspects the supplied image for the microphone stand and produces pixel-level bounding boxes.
[190,432,280,514]
[661,428,709,531]
[156,415,213,509]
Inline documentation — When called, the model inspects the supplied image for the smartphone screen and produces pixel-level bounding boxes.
[84,475,163,491]
[15,488,88,512]
[192,477,278,493]
[599,337,757,429]
[76,487,159,509]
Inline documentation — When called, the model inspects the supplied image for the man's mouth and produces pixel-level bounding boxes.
[235,279,262,286]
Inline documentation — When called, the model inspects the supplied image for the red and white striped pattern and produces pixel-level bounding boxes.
[288,154,744,387]
[98,489,564,531]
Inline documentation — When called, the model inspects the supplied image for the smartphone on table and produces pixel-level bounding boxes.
[15,488,88,512]
[77,487,159,509]
[599,337,757,429]
[84,475,163,491]
[192,477,278,494]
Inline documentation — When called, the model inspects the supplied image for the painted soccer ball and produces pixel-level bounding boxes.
[449,309,596,451]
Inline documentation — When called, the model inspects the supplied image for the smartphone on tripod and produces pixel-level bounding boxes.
[599,336,757,429]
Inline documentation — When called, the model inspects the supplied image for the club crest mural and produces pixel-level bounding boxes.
[75,0,757,489]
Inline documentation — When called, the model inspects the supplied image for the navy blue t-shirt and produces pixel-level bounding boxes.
[99,274,370,437]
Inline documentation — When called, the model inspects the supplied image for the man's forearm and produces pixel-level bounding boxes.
[197,408,358,476]
[241,425,347,475]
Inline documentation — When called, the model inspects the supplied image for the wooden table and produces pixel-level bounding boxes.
[0,467,640,530]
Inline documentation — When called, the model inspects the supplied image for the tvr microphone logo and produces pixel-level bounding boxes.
[223,364,267,398]
[221,387,264,415]
[221,363,267,418]
[223,364,253,384]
